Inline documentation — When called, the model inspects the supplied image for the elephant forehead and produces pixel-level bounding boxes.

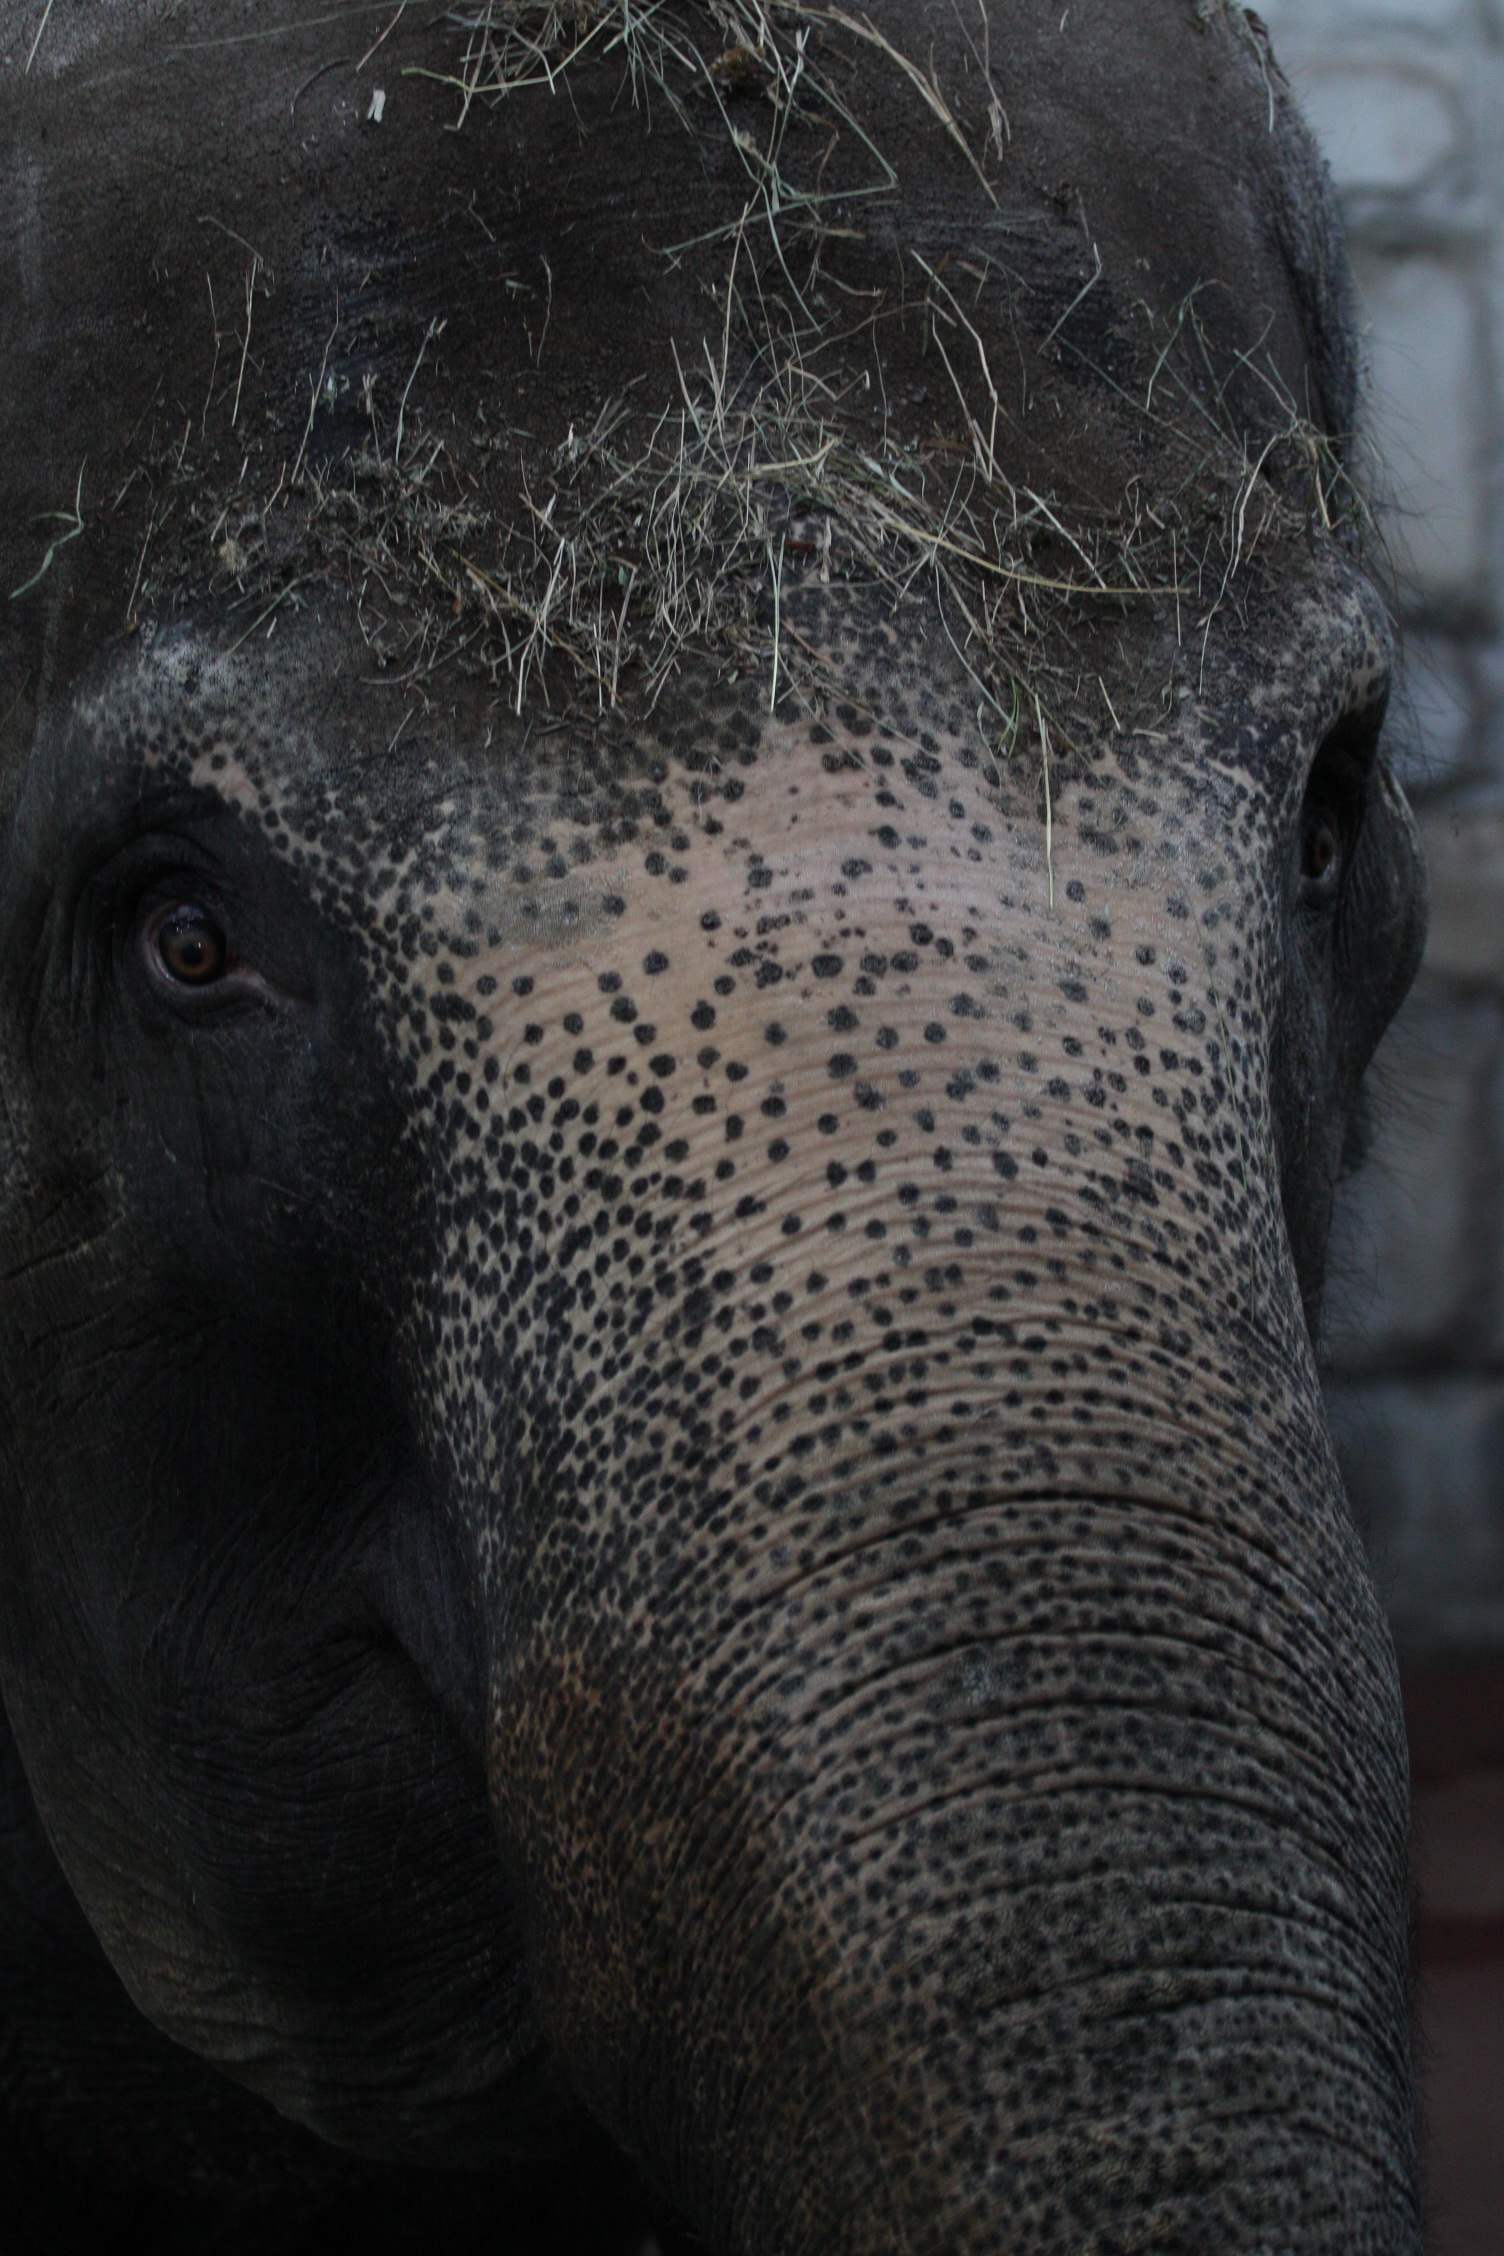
[0,0,1361,776]
[107,543,1390,897]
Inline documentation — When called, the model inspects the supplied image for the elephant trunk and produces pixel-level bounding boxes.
[485,1292,1419,2254]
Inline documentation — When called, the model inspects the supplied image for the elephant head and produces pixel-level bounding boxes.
[0,3,1426,2248]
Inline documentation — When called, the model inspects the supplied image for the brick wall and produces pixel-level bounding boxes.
[1254,10,1503,2247]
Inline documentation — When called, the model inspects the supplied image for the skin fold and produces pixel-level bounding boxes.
[0,4,1426,2249]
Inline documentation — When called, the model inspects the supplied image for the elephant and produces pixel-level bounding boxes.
[0,2,1427,2249]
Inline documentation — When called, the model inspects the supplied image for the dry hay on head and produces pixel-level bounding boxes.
[405,0,995,206]
[83,0,1381,779]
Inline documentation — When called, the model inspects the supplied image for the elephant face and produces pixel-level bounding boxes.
[0,3,1426,2248]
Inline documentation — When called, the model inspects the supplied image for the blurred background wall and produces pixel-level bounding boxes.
[1255,5,1502,2247]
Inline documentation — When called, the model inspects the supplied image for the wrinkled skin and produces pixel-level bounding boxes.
[0,3,1427,2250]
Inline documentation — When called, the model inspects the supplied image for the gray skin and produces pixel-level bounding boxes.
[0,3,1427,2251]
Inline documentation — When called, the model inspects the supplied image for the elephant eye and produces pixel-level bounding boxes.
[1298,706,1378,910]
[148,903,233,986]
[1301,809,1343,895]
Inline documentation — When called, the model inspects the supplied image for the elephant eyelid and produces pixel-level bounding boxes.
[84,830,226,930]
[1310,684,1390,822]
[1314,680,1390,784]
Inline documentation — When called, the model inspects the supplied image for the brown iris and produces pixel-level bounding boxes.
[1301,814,1342,892]
[154,905,229,985]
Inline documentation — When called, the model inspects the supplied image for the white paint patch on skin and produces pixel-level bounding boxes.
[450,860,633,957]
